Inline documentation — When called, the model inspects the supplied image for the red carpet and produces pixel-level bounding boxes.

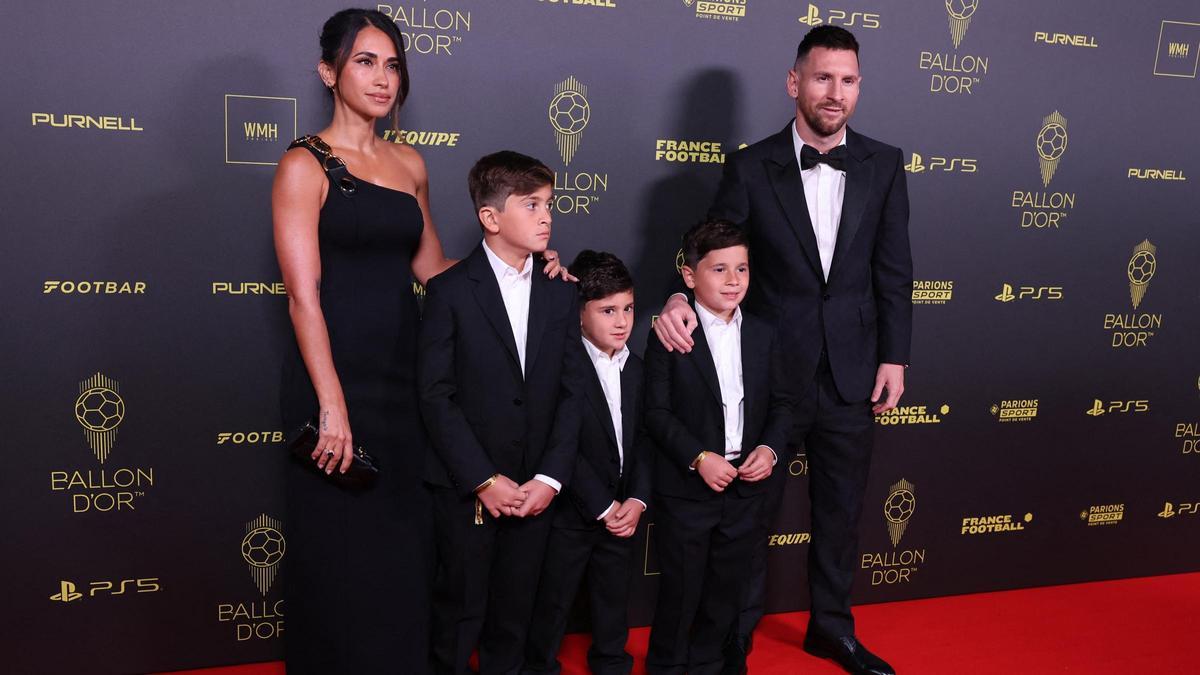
[163,572,1200,674]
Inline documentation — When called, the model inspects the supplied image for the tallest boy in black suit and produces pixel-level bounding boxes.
[655,26,912,675]
[419,151,585,675]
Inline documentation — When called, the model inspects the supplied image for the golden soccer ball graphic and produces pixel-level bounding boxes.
[945,0,978,20]
[1036,123,1068,161]
[1127,250,1156,286]
[75,387,125,432]
[242,526,286,567]
[548,91,590,136]
[884,489,916,524]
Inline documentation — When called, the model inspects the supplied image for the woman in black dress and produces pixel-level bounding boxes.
[272,10,441,674]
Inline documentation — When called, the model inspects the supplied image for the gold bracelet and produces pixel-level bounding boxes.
[474,474,499,494]
[690,451,708,469]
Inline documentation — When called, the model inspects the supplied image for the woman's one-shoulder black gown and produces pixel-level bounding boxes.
[281,142,431,674]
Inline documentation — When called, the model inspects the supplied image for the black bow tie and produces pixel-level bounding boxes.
[800,144,847,172]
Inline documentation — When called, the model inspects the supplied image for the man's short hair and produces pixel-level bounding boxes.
[681,219,749,269]
[570,250,634,303]
[468,150,554,212]
[795,25,860,65]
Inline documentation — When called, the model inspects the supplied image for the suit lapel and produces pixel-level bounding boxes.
[739,316,764,430]
[687,321,723,408]
[584,360,619,450]
[524,264,548,376]
[467,246,522,376]
[765,122,825,282]
[619,362,637,466]
[828,127,874,283]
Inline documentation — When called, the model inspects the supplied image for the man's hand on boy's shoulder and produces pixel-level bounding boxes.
[477,475,527,518]
[737,445,775,483]
[604,499,644,538]
[514,479,557,517]
[653,294,697,353]
[697,452,738,492]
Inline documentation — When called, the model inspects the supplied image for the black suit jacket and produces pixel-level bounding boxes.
[644,309,795,501]
[709,123,913,404]
[557,352,653,527]
[418,244,585,498]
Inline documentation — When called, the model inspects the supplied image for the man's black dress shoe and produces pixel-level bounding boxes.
[720,633,751,675]
[802,633,895,675]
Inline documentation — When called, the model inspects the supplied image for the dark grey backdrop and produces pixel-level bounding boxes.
[3,1,1199,673]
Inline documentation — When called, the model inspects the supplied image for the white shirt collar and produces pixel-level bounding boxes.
[694,300,743,331]
[792,120,848,167]
[582,336,630,370]
[482,240,533,281]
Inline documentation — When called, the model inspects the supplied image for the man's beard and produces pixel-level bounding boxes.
[802,103,847,137]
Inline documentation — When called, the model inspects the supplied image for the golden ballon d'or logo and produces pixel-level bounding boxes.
[675,248,685,273]
[549,76,590,166]
[242,513,286,596]
[1127,239,1156,309]
[945,0,978,49]
[884,478,916,547]
[1036,111,1068,187]
[75,372,124,464]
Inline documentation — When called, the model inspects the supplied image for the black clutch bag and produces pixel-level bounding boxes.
[286,418,379,489]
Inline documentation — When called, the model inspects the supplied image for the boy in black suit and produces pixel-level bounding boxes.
[523,251,652,675]
[419,151,586,675]
[644,220,795,675]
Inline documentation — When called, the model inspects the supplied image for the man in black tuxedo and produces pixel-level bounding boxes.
[655,26,912,675]
[645,220,795,675]
[523,251,651,675]
[419,151,586,675]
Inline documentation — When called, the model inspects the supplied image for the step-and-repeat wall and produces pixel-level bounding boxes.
[4,1,1198,672]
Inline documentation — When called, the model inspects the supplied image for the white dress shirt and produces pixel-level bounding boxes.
[582,337,629,471]
[481,240,560,493]
[695,301,745,461]
[482,241,533,374]
[581,337,647,519]
[792,122,847,281]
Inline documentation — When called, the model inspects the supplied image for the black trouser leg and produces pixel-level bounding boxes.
[585,531,634,675]
[521,524,594,675]
[431,487,493,675]
[480,510,554,675]
[805,365,874,639]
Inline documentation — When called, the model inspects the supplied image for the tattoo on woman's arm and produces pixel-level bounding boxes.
[321,410,328,431]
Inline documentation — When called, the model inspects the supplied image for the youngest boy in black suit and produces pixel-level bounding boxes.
[644,219,795,675]
[522,251,651,675]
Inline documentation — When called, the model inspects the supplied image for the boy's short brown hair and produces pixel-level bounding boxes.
[681,219,749,269]
[468,150,554,212]
[570,250,634,303]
